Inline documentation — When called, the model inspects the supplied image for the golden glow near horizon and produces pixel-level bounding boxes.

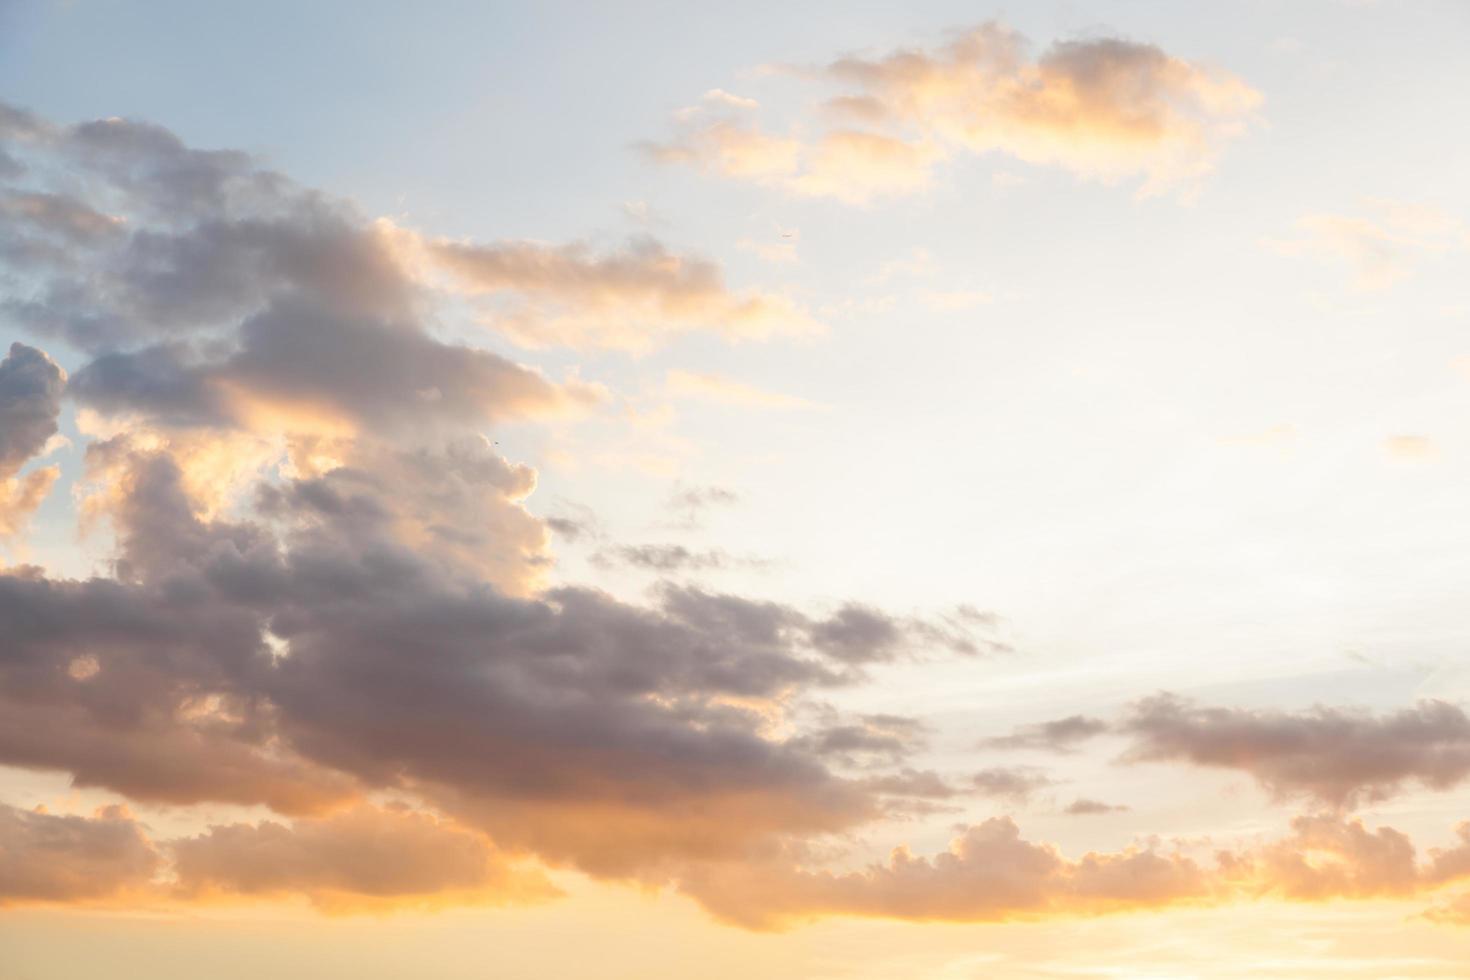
[3,1,1470,976]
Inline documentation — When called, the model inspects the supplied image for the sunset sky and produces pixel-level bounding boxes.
[4,1,1470,977]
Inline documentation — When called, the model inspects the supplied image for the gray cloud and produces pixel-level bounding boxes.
[971,766,1055,804]
[0,341,66,538]
[1063,798,1130,816]
[68,297,594,434]
[0,102,1004,910]
[0,342,65,475]
[1121,694,1470,809]
[0,439,999,877]
[980,714,1112,753]
[590,543,760,574]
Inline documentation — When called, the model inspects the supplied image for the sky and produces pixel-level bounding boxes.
[3,0,1470,976]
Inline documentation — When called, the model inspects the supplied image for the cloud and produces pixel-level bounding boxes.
[1264,200,1469,291]
[1383,435,1437,461]
[0,803,159,906]
[0,800,553,912]
[682,809,1470,930]
[0,343,65,473]
[0,467,60,541]
[0,342,66,541]
[664,483,741,529]
[0,438,1001,879]
[0,107,1006,887]
[793,714,930,769]
[647,22,1259,201]
[171,805,557,911]
[680,816,1210,929]
[19,98,1470,935]
[67,298,598,437]
[590,543,765,574]
[17,792,1470,928]
[427,236,823,351]
[1064,798,1131,815]
[1121,694,1470,808]
[1241,813,1422,901]
[971,766,1055,804]
[980,714,1112,752]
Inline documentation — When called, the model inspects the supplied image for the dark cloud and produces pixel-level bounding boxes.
[980,714,1112,753]
[65,294,595,435]
[0,341,65,537]
[0,101,998,916]
[1,100,595,434]
[1121,694,1470,809]
[0,441,998,877]
[0,341,65,475]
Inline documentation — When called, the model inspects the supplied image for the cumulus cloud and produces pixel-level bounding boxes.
[647,22,1259,201]
[0,342,66,539]
[0,436,1004,882]
[14,98,1465,935]
[1121,694,1470,808]
[0,104,1017,901]
[171,805,556,911]
[0,803,159,906]
[681,816,1210,929]
[682,810,1470,930]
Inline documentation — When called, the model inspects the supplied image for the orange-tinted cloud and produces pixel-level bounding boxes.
[647,23,1259,201]
[680,816,1211,929]
[682,812,1470,930]
[0,803,159,907]
[427,236,822,351]
[171,805,557,912]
